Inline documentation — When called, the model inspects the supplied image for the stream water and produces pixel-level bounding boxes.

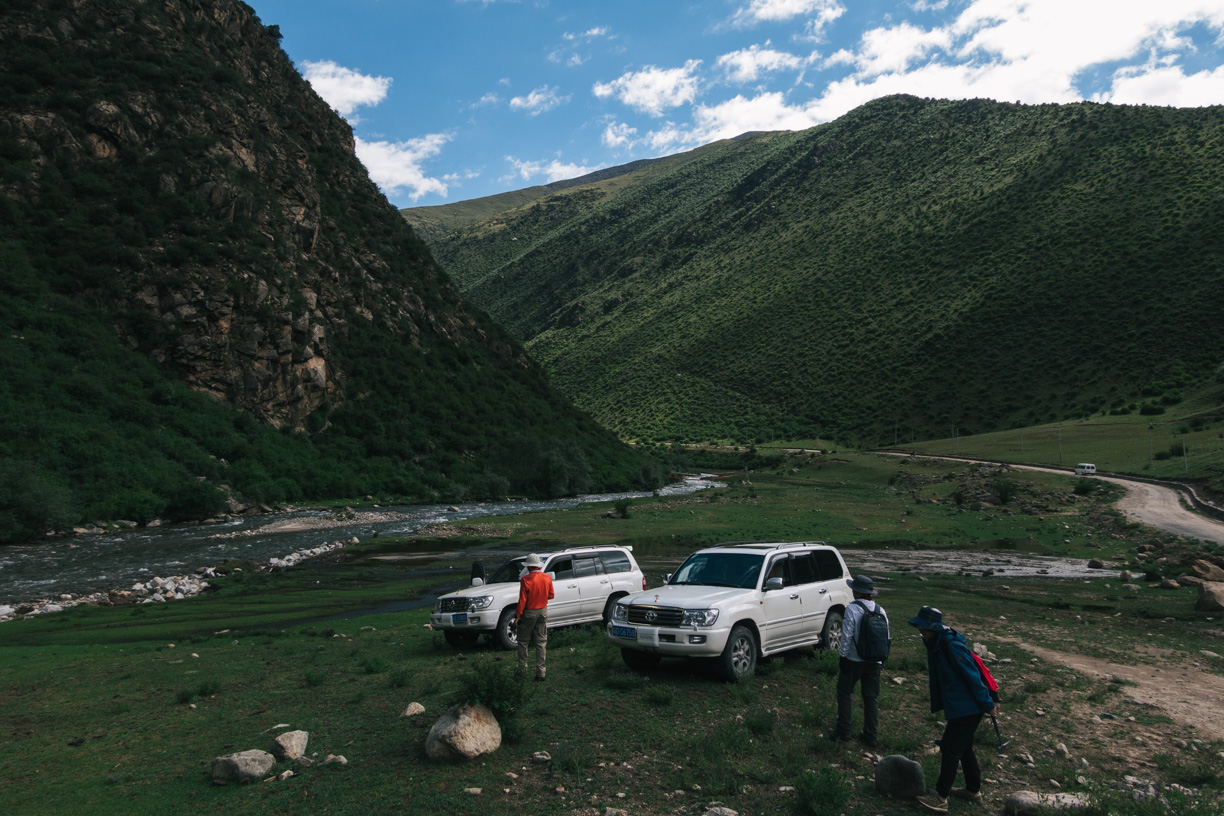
[0,476,1115,611]
[0,478,722,607]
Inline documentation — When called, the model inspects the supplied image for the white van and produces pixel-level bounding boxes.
[1074,463,1097,476]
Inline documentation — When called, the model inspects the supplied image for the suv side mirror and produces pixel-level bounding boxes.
[764,577,784,591]
[470,577,484,587]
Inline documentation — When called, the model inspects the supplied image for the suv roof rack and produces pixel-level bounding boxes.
[725,541,826,550]
[556,545,632,554]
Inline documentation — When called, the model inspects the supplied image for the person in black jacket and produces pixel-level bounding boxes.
[909,606,999,813]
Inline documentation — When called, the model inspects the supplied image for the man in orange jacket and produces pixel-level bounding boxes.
[516,553,554,681]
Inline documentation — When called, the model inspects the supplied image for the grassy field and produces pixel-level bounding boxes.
[864,392,1224,490]
[3,453,1222,815]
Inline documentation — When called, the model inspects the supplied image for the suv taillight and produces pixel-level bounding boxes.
[642,576,647,591]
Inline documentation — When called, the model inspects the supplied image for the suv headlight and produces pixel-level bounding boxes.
[612,602,628,622]
[681,609,719,627]
[468,596,494,611]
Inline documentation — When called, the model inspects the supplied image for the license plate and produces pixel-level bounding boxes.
[611,625,636,640]
[451,613,468,624]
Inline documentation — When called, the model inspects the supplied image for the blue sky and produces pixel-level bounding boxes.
[248,0,1224,208]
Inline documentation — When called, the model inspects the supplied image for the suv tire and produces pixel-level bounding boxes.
[602,595,623,626]
[621,648,662,672]
[492,607,518,651]
[444,630,480,649]
[821,609,844,652]
[717,624,758,681]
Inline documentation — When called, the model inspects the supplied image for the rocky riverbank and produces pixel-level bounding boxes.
[0,535,362,624]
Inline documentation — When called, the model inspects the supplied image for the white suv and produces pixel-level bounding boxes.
[607,541,852,680]
[431,546,646,650]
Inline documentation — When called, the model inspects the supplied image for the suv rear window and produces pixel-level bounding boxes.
[601,550,632,573]
[813,550,844,581]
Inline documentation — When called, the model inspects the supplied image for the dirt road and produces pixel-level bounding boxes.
[879,452,1224,544]
[1012,464,1224,545]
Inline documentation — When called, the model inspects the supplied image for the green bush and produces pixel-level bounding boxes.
[454,656,534,725]
[795,766,851,816]
[993,479,1019,504]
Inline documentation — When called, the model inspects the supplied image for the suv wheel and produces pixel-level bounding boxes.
[621,648,662,672]
[717,624,758,681]
[492,607,518,651]
[821,609,844,652]
[444,630,480,650]
[602,595,623,626]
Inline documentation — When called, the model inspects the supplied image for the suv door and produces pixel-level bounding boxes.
[544,555,583,622]
[573,554,608,617]
[790,551,828,639]
[760,554,803,649]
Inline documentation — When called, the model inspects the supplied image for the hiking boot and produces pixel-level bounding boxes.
[828,732,851,743]
[949,788,982,803]
[856,733,877,748]
[916,792,949,813]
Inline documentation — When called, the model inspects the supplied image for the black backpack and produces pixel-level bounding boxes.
[853,600,891,662]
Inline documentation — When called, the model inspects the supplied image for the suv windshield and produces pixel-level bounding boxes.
[487,557,527,584]
[669,552,764,589]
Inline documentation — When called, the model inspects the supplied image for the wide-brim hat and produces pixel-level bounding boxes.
[524,553,544,569]
[908,605,945,631]
[846,574,877,596]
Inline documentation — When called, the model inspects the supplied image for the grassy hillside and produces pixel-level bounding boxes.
[407,96,1224,451]
[0,0,651,542]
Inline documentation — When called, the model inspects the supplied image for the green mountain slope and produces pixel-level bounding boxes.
[0,0,650,542]
[406,96,1224,445]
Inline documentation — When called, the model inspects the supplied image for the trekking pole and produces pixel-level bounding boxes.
[990,714,1010,749]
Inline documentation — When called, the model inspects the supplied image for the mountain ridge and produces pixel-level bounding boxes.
[404,95,1224,445]
[0,0,649,541]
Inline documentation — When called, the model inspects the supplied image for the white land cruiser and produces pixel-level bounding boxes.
[430,546,646,650]
[607,541,852,680]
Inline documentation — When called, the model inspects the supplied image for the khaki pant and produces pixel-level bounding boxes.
[517,607,548,678]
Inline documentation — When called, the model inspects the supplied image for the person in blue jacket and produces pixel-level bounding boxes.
[909,606,999,813]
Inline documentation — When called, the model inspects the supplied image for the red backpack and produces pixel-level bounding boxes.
[971,651,1000,701]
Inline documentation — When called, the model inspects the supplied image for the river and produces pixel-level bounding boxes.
[0,478,722,607]
[0,474,1120,612]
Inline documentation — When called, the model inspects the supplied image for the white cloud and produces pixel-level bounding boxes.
[355,134,450,201]
[565,26,610,40]
[504,156,602,184]
[1103,62,1224,106]
[734,0,845,29]
[793,0,1224,123]
[593,60,703,116]
[509,85,570,115]
[301,60,392,117]
[602,121,638,148]
[852,23,951,77]
[717,43,805,83]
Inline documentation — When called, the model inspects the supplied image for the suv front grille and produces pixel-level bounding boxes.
[438,598,469,613]
[627,605,684,626]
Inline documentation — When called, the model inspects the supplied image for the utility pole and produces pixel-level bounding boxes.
[1058,423,1063,465]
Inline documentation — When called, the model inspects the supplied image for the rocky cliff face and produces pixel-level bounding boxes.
[2,0,522,430]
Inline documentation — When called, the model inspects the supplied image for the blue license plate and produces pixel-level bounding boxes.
[452,613,468,624]
[611,625,636,640]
